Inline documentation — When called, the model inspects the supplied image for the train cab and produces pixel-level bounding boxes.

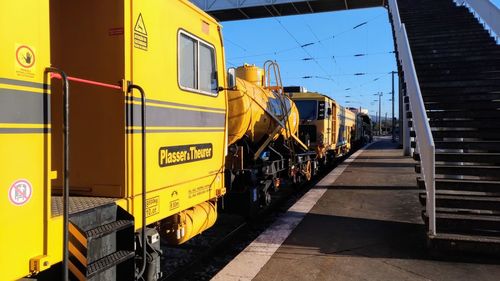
[287,88,356,162]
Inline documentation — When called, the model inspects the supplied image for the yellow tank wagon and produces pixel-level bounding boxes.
[288,90,357,164]
[1,0,226,280]
[224,64,315,215]
[228,64,300,146]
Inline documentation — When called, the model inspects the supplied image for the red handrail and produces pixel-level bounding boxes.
[50,73,121,90]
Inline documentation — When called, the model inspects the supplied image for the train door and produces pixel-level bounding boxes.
[50,0,126,198]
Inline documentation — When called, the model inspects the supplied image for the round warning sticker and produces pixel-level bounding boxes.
[8,179,32,206]
[16,45,35,68]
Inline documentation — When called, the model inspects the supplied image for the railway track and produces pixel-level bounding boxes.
[159,150,356,281]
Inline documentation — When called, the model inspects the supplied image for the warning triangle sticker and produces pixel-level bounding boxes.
[134,13,147,35]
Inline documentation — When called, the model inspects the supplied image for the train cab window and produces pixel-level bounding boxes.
[179,33,198,89]
[295,100,317,120]
[178,31,218,96]
[199,43,217,93]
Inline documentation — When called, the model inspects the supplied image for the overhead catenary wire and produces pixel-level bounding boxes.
[295,71,393,80]
[341,72,392,92]
[276,50,395,62]
[266,6,334,82]
[225,38,248,53]
[227,12,385,61]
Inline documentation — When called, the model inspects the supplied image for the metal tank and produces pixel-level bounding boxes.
[227,64,299,146]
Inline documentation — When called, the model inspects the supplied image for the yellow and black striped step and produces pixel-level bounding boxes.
[87,251,135,278]
[68,204,135,280]
[86,220,134,241]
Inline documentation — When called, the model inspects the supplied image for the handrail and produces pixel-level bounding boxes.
[50,73,122,90]
[128,83,148,281]
[455,0,500,42]
[388,0,436,236]
[45,67,70,281]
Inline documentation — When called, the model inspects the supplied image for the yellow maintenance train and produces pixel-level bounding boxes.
[0,1,370,280]
[287,89,372,165]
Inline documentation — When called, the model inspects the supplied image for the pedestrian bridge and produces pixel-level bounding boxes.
[191,0,385,21]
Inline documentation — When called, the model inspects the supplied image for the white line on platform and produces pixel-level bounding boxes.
[211,142,374,281]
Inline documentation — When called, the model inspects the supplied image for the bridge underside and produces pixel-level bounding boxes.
[192,0,386,21]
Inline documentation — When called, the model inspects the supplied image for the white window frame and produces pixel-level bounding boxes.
[177,30,218,97]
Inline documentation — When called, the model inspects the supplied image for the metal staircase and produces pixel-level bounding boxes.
[389,0,500,253]
[68,203,135,280]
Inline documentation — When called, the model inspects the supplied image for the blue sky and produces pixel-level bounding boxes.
[222,7,399,118]
[221,2,500,118]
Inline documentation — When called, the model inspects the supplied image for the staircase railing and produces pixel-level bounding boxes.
[455,0,500,43]
[388,0,436,236]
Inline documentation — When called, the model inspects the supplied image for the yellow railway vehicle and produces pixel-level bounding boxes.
[224,64,316,214]
[1,0,227,280]
[287,90,359,163]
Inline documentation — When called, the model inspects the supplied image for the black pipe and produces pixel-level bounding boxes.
[45,67,70,281]
[128,84,147,280]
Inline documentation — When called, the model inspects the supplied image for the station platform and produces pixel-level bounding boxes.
[212,138,500,281]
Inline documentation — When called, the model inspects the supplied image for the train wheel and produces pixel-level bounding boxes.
[260,190,272,207]
[303,160,312,181]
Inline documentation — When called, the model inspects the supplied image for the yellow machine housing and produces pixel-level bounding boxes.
[1,0,226,279]
[227,65,299,146]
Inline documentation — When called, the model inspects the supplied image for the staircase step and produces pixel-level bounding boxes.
[412,42,499,52]
[434,141,500,151]
[86,220,134,241]
[423,210,500,236]
[408,37,497,49]
[420,74,500,82]
[402,15,475,25]
[414,153,500,164]
[416,164,500,178]
[432,233,500,244]
[421,79,500,89]
[410,48,498,60]
[87,250,135,278]
[409,29,489,40]
[416,63,500,73]
[424,92,500,102]
[408,30,492,41]
[419,193,500,211]
[440,166,500,177]
[407,24,487,35]
[400,9,468,17]
[424,109,500,120]
[415,57,500,68]
[430,120,500,129]
[424,100,500,111]
[431,129,500,140]
[428,233,500,255]
[417,177,500,193]
[436,153,500,164]
[413,48,500,61]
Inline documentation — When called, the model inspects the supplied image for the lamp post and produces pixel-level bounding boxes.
[372,99,379,135]
[374,92,383,135]
[391,71,396,142]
